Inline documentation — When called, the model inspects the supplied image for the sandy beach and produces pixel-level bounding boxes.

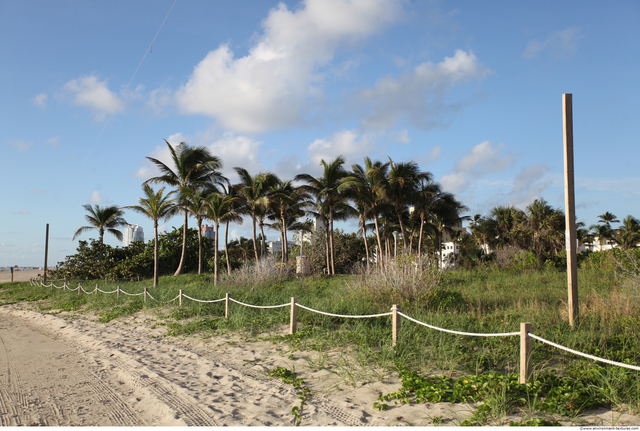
[0,270,45,284]
[0,301,637,426]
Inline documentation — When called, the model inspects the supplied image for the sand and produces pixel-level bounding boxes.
[0,269,45,284]
[0,301,638,426]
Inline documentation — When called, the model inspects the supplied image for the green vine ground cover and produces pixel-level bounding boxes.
[1,265,639,425]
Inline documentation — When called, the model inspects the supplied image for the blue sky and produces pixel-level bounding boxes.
[2,0,639,267]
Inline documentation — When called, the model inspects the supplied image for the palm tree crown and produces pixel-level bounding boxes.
[73,204,128,244]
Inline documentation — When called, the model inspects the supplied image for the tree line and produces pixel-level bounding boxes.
[72,140,640,286]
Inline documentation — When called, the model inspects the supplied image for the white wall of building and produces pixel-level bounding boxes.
[123,224,144,247]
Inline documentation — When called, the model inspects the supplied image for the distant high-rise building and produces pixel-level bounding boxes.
[201,224,215,241]
[123,224,144,247]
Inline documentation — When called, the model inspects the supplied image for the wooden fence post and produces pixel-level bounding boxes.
[144,287,148,304]
[117,285,120,299]
[290,297,298,335]
[78,284,81,295]
[392,304,400,346]
[225,293,230,319]
[179,289,183,307]
[520,322,532,384]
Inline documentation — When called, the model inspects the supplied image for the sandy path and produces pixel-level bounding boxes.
[1,302,636,426]
[0,305,397,426]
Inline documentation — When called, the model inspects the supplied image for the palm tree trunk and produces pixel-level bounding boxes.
[153,221,159,288]
[329,212,336,275]
[361,219,370,271]
[197,217,203,275]
[225,220,231,276]
[282,214,288,263]
[417,216,424,260]
[251,214,259,262]
[373,217,384,269]
[396,208,407,252]
[214,222,219,285]
[325,224,330,274]
[174,211,188,276]
[259,220,267,259]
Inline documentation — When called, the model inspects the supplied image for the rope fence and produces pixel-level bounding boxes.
[29,278,640,383]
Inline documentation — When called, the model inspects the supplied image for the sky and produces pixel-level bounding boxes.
[1,0,639,267]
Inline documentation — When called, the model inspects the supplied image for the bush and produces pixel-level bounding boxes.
[50,227,215,280]
[347,254,443,309]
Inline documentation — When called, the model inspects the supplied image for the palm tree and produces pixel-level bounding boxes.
[234,168,279,262]
[597,212,619,229]
[125,184,177,287]
[220,184,244,275]
[268,180,311,263]
[204,192,238,285]
[181,184,219,274]
[525,199,564,263]
[73,204,128,244]
[375,158,431,252]
[145,140,226,276]
[614,215,640,250]
[295,156,351,275]
[342,157,390,269]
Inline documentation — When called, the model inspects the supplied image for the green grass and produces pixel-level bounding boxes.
[2,264,639,425]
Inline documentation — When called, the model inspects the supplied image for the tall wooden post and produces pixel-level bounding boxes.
[225,293,230,319]
[563,93,579,328]
[43,224,49,284]
[179,289,184,307]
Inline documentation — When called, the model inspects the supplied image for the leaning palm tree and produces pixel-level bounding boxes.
[73,204,128,244]
[220,184,244,276]
[268,179,311,263]
[145,140,226,276]
[124,184,177,287]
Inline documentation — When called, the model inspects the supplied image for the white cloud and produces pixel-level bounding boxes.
[523,27,583,59]
[307,129,375,167]
[133,132,263,184]
[394,129,411,143]
[33,93,48,108]
[205,134,263,182]
[63,75,124,120]
[428,146,442,163]
[11,210,30,215]
[8,139,33,151]
[88,191,102,203]
[175,0,402,133]
[46,136,61,147]
[440,141,515,192]
[354,50,491,129]
[506,164,551,209]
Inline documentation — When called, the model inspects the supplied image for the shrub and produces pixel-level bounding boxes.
[347,254,443,308]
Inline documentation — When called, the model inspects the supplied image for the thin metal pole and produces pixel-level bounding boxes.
[563,94,579,328]
[44,224,49,284]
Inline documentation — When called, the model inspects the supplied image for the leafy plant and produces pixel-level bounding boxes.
[268,367,312,426]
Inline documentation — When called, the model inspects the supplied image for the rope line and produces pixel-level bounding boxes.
[229,298,289,309]
[182,294,226,304]
[296,304,392,319]
[529,333,640,371]
[31,280,640,374]
[398,312,520,337]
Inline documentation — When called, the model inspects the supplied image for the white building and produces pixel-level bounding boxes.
[267,237,297,254]
[123,224,144,247]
